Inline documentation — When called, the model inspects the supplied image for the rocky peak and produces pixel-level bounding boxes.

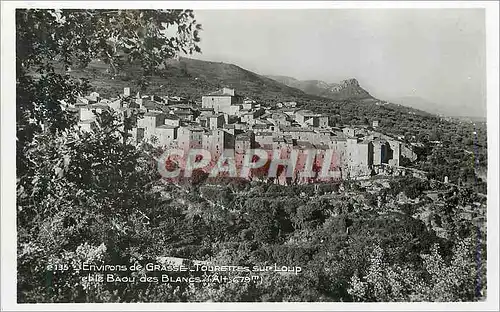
[341,78,360,87]
[330,78,360,92]
[266,74,372,100]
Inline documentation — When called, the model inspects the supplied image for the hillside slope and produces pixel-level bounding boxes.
[70,57,327,104]
[386,96,450,117]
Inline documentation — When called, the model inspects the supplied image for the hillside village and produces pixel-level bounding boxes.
[15,9,489,304]
[68,86,422,182]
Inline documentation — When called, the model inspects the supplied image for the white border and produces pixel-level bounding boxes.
[1,1,499,311]
[5,0,500,9]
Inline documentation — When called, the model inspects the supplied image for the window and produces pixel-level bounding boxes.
[137,128,145,141]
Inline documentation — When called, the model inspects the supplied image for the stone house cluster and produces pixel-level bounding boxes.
[70,87,411,180]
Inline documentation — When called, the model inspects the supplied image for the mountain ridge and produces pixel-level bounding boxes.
[265,74,373,101]
[69,57,447,120]
[73,57,331,105]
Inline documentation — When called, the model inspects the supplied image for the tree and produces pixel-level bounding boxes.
[17,111,169,302]
[419,238,482,301]
[243,198,280,244]
[292,200,327,230]
[190,168,209,186]
[347,238,484,302]
[17,9,201,176]
[16,9,202,303]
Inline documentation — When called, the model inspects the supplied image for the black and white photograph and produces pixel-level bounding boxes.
[1,1,499,310]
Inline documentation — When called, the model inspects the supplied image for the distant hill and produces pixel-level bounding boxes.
[69,57,328,104]
[66,56,451,126]
[65,57,451,122]
[63,57,476,125]
[386,96,451,117]
[384,96,486,123]
[265,75,373,100]
[452,116,487,124]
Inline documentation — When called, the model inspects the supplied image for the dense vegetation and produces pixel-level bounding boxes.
[16,9,487,303]
[305,99,487,193]
[68,57,314,103]
[18,122,487,302]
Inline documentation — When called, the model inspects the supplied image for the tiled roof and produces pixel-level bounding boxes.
[175,110,194,115]
[281,127,314,132]
[144,111,163,117]
[330,136,347,142]
[204,88,242,97]
[252,124,269,129]
[372,138,387,145]
[315,143,330,150]
[90,104,110,110]
[206,114,224,118]
[156,125,178,130]
[164,114,180,120]
[294,141,314,149]
[205,90,233,96]
[78,119,95,124]
[236,133,252,141]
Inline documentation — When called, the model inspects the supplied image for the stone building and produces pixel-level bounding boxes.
[175,109,195,122]
[155,125,178,147]
[239,110,256,124]
[235,131,255,154]
[178,126,204,151]
[387,140,401,166]
[137,112,166,140]
[199,114,225,130]
[254,132,274,147]
[372,138,389,166]
[77,119,96,132]
[203,129,234,159]
[295,109,316,125]
[201,88,243,115]
[280,126,316,141]
[342,127,356,138]
[164,114,181,127]
[271,112,291,127]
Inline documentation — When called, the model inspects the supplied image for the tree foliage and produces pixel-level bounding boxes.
[16,9,201,169]
[16,9,202,303]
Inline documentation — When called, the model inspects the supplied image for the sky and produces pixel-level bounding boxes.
[188,9,486,118]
